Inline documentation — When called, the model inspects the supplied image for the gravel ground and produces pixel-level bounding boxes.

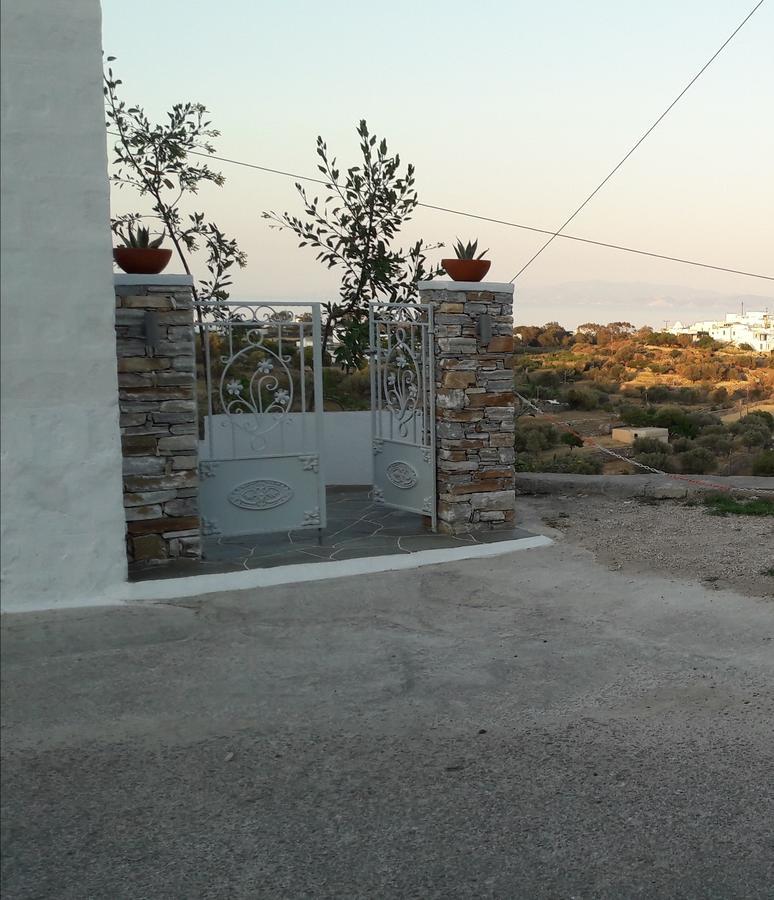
[3,548,774,899]
[521,494,774,598]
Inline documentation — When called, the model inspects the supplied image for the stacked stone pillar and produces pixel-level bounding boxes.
[419,281,516,533]
[114,274,201,564]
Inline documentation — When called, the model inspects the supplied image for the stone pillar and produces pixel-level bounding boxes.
[419,280,516,533]
[114,274,201,564]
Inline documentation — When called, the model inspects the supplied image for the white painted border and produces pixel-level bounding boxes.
[1,535,552,613]
[126,535,552,602]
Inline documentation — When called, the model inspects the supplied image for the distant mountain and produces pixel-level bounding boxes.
[516,281,774,330]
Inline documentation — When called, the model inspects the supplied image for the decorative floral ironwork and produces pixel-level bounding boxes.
[386,461,419,489]
[227,479,294,510]
[199,461,220,479]
[372,487,385,504]
[201,517,221,536]
[299,455,319,472]
[218,318,294,451]
[302,507,321,525]
[382,325,421,438]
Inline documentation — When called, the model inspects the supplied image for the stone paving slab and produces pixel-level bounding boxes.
[130,488,535,581]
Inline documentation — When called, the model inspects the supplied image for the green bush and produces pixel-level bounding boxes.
[671,436,693,453]
[514,453,537,472]
[711,387,729,404]
[740,411,774,431]
[704,493,774,516]
[696,433,733,455]
[562,387,603,410]
[677,447,717,474]
[321,365,370,410]
[560,431,584,449]
[646,386,672,403]
[632,436,671,454]
[619,404,651,427]
[634,451,674,473]
[532,370,560,388]
[735,426,769,449]
[651,407,694,437]
[514,421,559,452]
[752,450,774,476]
[541,454,604,475]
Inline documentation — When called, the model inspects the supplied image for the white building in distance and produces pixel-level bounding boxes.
[667,310,773,353]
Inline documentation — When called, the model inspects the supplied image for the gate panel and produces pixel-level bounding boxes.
[369,302,436,529]
[196,302,325,538]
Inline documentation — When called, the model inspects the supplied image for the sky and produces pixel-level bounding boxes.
[101,0,774,328]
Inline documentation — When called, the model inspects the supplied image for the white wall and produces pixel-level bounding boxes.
[1,0,128,610]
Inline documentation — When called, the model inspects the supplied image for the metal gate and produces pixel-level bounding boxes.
[195,302,326,538]
[369,301,436,529]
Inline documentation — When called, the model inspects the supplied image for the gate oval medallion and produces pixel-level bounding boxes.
[386,461,419,490]
[228,479,294,510]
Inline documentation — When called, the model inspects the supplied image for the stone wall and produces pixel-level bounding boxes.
[114,275,200,563]
[419,281,516,534]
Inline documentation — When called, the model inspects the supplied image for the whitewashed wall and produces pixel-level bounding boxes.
[1,0,128,610]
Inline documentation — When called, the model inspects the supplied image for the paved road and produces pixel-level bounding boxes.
[2,542,773,899]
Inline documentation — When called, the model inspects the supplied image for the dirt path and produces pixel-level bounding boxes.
[519,494,773,598]
[719,401,774,423]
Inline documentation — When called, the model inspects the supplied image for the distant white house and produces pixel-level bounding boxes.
[667,310,773,352]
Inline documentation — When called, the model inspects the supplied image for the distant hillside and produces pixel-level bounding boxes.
[511,323,774,477]
[513,322,774,403]
[516,281,773,330]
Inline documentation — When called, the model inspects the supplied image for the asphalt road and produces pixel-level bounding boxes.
[2,542,773,899]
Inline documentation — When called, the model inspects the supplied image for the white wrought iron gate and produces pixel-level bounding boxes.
[369,302,437,530]
[196,302,326,538]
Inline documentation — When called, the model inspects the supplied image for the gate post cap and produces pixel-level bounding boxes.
[417,280,514,294]
[114,274,195,287]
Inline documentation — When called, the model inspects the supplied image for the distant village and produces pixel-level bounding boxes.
[666,309,772,353]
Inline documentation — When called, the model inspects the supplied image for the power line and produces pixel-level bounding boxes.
[416,201,773,281]
[107,133,774,282]
[185,147,774,282]
[507,0,767,283]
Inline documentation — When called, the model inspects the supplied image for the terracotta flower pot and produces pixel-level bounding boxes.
[441,258,492,282]
[113,247,173,275]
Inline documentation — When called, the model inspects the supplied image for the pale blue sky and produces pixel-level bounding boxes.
[101,0,773,326]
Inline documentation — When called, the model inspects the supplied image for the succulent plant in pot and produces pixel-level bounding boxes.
[113,224,173,275]
[442,239,492,282]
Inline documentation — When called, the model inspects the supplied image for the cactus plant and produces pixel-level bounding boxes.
[113,222,172,274]
[121,224,165,249]
[452,238,488,261]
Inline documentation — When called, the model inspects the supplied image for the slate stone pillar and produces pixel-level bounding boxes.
[419,281,516,533]
[114,274,201,564]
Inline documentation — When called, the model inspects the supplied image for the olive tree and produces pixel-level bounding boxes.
[104,57,246,309]
[263,119,442,366]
